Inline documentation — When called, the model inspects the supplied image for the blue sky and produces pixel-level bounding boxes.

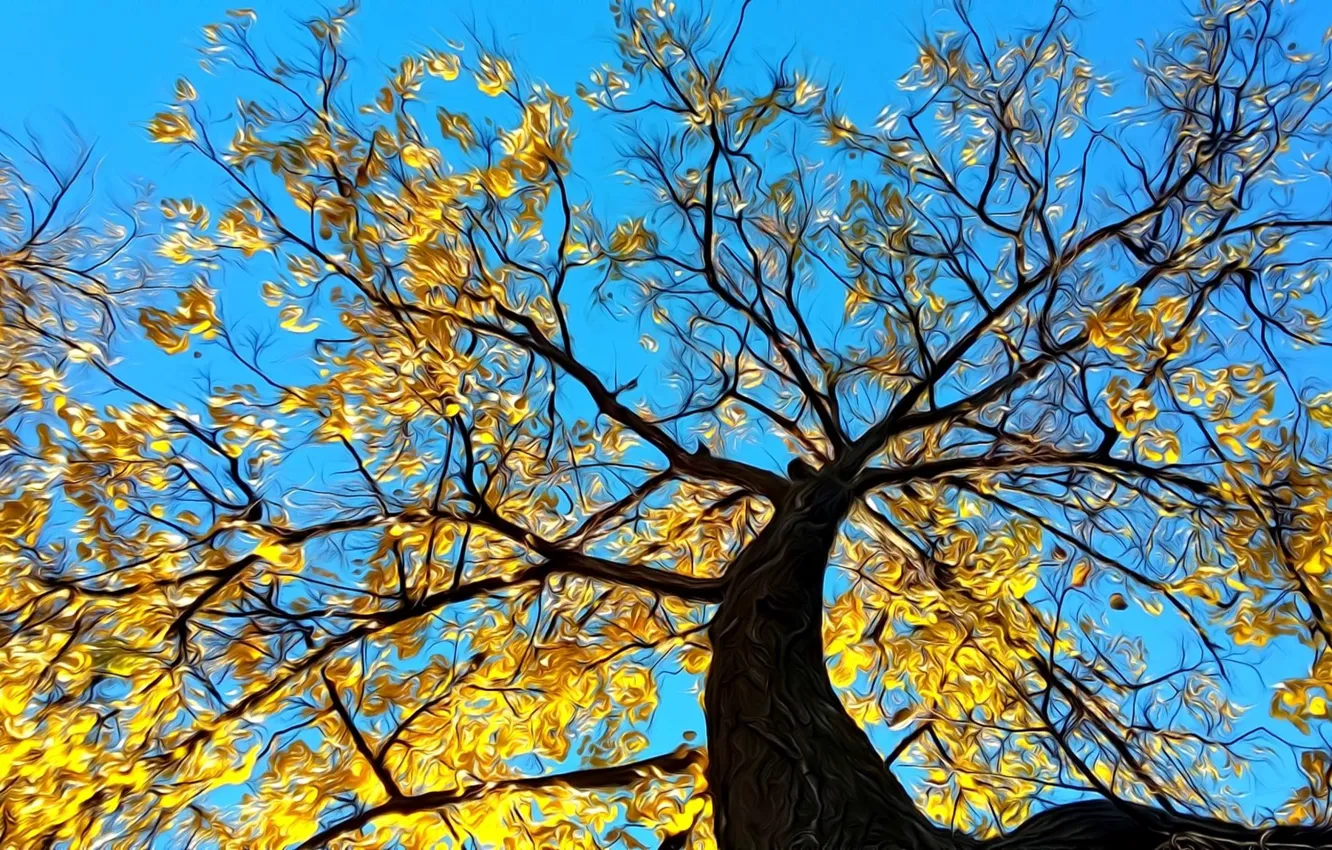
[0,0,1186,206]
[5,0,1327,841]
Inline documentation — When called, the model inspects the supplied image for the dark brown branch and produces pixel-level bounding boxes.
[465,312,787,499]
[321,669,404,799]
[985,798,1332,849]
[295,747,703,850]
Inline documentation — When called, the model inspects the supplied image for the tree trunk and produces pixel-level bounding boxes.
[703,474,1332,850]
[704,475,950,850]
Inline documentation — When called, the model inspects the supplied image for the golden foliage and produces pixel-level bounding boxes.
[2,0,1332,848]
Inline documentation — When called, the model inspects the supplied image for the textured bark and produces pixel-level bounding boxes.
[703,474,1332,850]
[985,799,1332,849]
[705,475,950,850]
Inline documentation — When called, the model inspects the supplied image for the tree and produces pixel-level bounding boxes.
[4,0,1332,847]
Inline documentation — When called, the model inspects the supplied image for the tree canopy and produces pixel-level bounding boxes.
[4,0,1332,848]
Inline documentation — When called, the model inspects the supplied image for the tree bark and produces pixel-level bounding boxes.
[986,799,1332,849]
[705,475,950,850]
[703,474,1332,850]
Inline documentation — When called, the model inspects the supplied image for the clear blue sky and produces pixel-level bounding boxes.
[0,0,1185,206]
[3,0,1320,841]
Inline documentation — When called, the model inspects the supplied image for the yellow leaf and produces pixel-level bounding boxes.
[424,50,460,80]
[474,54,514,97]
[1071,561,1092,588]
[279,305,321,333]
[147,110,195,144]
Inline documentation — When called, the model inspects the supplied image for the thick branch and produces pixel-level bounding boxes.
[852,448,1217,500]
[295,747,702,850]
[985,798,1332,850]
[468,313,787,498]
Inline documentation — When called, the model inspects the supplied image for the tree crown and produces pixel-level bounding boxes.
[3,0,1332,847]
